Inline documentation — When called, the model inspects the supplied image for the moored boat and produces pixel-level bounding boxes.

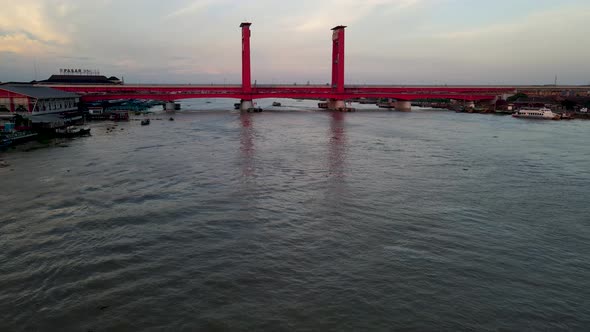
[0,136,12,148]
[141,119,150,126]
[55,126,91,137]
[377,102,394,109]
[560,112,574,120]
[512,107,560,120]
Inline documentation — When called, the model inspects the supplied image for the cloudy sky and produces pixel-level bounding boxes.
[1,0,589,85]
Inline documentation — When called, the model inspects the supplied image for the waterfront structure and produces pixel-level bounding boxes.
[0,85,84,129]
[40,74,122,85]
[0,85,79,115]
[511,97,560,110]
[519,87,590,97]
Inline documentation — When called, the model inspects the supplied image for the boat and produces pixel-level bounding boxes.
[272,102,281,107]
[358,98,378,104]
[0,136,12,148]
[580,108,588,113]
[234,103,241,110]
[247,107,263,113]
[169,117,174,121]
[55,126,91,137]
[141,119,150,126]
[512,107,560,120]
[560,113,573,120]
[1,130,38,146]
[377,102,394,109]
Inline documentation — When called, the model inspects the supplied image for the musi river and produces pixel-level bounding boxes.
[1,99,589,331]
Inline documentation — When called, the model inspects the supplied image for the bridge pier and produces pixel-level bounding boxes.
[240,100,254,112]
[395,100,411,112]
[327,99,355,112]
[328,99,346,111]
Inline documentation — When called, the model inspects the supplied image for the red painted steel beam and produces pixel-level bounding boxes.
[81,91,498,102]
[50,85,513,96]
[81,93,251,102]
[50,85,243,94]
[346,87,515,93]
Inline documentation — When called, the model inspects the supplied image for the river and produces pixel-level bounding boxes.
[1,99,589,331]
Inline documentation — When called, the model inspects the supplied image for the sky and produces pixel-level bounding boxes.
[1,0,589,85]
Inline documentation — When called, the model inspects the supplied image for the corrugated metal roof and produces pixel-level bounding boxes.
[0,85,79,99]
[27,114,64,123]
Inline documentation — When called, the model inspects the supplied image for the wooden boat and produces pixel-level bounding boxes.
[55,126,91,137]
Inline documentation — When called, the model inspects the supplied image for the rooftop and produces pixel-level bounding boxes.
[41,75,119,84]
[513,97,557,104]
[0,85,79,99]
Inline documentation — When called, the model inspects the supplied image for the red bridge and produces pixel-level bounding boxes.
[49,23,516,111]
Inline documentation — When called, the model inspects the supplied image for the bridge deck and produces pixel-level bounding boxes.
[46,84,517,102]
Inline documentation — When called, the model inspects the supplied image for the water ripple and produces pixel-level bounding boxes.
[1,109,589,331]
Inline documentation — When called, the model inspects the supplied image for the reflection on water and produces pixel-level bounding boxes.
[239,113,255,178]
[328,111,347,179]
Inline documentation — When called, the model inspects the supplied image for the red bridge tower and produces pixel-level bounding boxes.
[329,25,347,110]
[240,22,254,111]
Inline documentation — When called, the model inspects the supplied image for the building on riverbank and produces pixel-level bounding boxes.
[509,97,563,111]
[0,85,80,114]
[0,85,82,129]
[39,74,122,85]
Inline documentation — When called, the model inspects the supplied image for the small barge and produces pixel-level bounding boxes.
[0,131,39,148]
[55,126,91,138]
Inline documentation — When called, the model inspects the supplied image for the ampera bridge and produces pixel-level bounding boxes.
[48,23,516,112]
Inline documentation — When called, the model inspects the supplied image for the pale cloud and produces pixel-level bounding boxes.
[0,33,42,54]
[0,0,72,54]
[345,4,590,84]
[422,5,590,64]
[288,0,426,32]
[164,0,220,20]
